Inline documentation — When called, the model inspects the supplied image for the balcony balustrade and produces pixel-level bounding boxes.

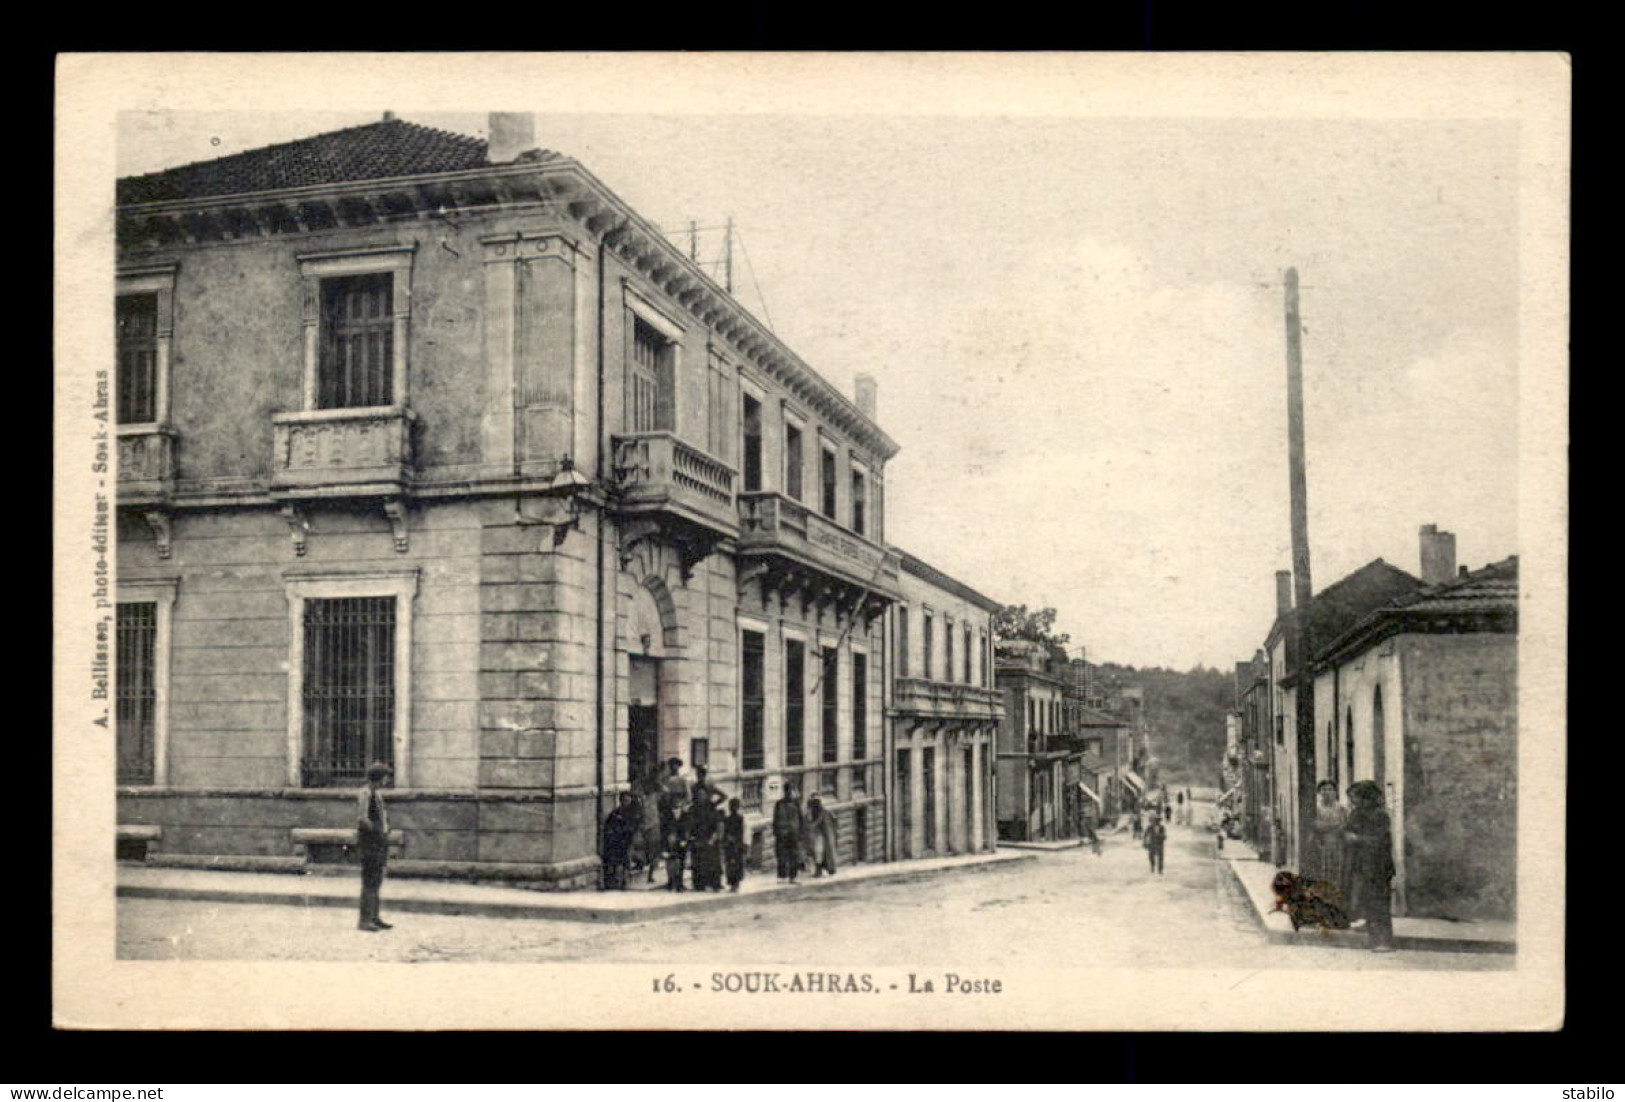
[611,431,737,537]
[893,677,1005,721]
[270,406,414,498]
[117,425,176,504]
[737,491,902,602]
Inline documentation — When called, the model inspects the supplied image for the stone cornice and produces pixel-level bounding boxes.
[118,156,900,462]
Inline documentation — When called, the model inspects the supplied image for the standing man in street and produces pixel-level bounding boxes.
[1144,812,1167,876]
[356,761,394,931]
[773,784,807,884]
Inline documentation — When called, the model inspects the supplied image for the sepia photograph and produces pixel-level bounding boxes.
[53,52,1568,1031]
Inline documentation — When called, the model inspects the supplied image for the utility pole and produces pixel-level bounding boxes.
[1284,266,1317,868]
[724,216,734,294]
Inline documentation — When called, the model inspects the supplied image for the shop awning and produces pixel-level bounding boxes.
[1076,781,1101,806]
[1123,771,1145,793]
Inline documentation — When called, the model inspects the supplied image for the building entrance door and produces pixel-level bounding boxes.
[629,655,660,790]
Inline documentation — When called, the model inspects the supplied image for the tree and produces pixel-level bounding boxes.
[993,604,1071,665]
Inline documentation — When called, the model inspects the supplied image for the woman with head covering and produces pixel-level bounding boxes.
[1303,779,1350,902]
[1344,780,1397,952]
[806,795,839,877]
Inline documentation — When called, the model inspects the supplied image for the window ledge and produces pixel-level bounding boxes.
[272,405,411,425]
[117,422,174,437]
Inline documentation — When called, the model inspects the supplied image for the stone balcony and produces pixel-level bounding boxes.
[737,491,903,605]
[611,431,738,538]
[117,425,176,505]
[270,406,415,499]
[893,677,1005,722]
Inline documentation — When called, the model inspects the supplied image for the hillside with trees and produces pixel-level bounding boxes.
[1095,662,1234,787]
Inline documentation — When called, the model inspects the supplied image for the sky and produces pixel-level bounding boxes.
[117,107,1522,671]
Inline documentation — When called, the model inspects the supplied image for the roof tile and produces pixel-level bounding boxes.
[118,118,498,205]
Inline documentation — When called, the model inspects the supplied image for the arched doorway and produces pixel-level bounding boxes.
[626,578,679,792]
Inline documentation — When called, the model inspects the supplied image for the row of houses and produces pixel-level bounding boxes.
[1226,525,1518,920]
[991,643,1155,843]
[111,111,1036,886]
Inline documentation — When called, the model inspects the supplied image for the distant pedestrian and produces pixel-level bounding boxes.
[807,795,839,877]
[1144,814,1166,875]
[1345,780,1397,952]
[723,798,747,892]
[355,761,394,932]
[601,792,638,890]
[772,786,807,883]
[1131,810,1143,840]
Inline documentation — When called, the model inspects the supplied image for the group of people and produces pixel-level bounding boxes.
[600,760,846,894]
[1285,778,1398,952]
[600,759,749,894]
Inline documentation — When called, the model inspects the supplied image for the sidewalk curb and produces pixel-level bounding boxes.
[118,852,1037,925]
[1218,855,1516,955]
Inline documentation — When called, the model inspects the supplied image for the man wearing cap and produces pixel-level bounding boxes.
[356,761,394,932]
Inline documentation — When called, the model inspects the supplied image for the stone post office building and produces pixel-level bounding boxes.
[113,114,908,887]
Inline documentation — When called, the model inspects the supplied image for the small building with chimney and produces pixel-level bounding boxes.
[1308,533,1518,921]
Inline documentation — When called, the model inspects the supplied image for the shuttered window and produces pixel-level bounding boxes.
[741,629,765,771]
[821,647,839,763]
[785,640,805,767]
[319,273,394,409]
[301,596,396,787]
[116,602,158,784]
[116,294,159,424]
[852,652,868,761]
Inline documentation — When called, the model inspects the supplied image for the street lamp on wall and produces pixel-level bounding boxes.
[516,456,596,550]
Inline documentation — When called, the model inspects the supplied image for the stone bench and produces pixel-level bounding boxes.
[117,824,162,862]
[291,827,405,866]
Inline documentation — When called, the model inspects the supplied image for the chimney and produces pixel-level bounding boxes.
[488,112,535,164]
[1275,570,1293,617]
[1419,524,1457,586]
[854,374,878,420]
[382,110,397,122]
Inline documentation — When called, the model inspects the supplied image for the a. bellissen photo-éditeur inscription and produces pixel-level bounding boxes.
[54,53,1568,1032]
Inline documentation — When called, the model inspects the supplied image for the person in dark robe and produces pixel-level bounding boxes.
[772,786,806,883]
[688,790,724,891]
[601,792,638,890]
[1144,813,1167,874]
[806,795,839,877]
[723,798,747,892]
[1344,780,1397,952]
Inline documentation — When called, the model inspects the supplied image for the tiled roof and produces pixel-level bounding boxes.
[118,118,497,205]
[1393,556,1518,615]
[1307,558,1423,646]
[1314,555,1518,664]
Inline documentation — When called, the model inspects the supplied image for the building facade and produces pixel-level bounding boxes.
[1237,526,1516,921]
[1309,547,1518,921]
[994,642,1082,842]
[887,552,1002,860]
[113,113,902,886]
